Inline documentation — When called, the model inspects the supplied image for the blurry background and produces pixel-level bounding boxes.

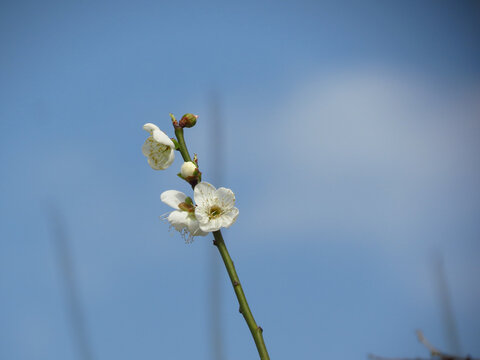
[1,0,479,359]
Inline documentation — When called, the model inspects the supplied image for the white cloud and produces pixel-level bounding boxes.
[240,67,480,247]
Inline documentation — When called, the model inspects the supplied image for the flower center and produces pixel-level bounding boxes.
[208,205,223,219]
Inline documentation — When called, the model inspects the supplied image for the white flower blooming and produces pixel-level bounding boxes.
[142,123,175,170]
[194,182,239,232]
[180,161,197,178]
[160,190,208,242]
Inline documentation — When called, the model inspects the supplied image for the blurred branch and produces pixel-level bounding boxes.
[368,331,478,360]
[433,254,461,355]
[208,90,225,360]
[369,354,429,360]
[49,205,94,360]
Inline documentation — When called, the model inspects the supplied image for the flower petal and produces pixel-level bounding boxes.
[198,217,222,233]
[161,190,187,209]
[185,214,209,236]
[143,123,174,148]
[215,187,236,210]
[167,211,189,231]
[219,207,239,228]
[142,137,175,170]
[194,182,217,206]
[152,129,174,148]
[142,137,153,157]
[194,205,209,225]
[165,149,175,167]
[143,123,159,134]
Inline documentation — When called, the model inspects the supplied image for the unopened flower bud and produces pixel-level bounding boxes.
[179,113,198,128]
[181,161,197,178]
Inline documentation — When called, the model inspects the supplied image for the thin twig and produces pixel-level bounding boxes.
[416,330,444,357]
[416,330,474,359]
[368,354,430,360]
[369,331,479,360]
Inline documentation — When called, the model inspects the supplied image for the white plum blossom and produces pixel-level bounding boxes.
[142,123,175,170]
[180,161,197,178]
[194,182,239,233]
[161,190,208,242]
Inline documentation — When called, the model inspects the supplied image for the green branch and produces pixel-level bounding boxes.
[170,112,270,358]
[174,127,192,163]
[213,230,270,360]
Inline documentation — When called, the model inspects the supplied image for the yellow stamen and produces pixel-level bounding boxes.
[208,205,223,219]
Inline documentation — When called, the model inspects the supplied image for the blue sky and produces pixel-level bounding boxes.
[1,1,479,359]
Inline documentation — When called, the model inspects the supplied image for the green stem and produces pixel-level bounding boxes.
[213,230,270,360]
[174,127,192,162]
